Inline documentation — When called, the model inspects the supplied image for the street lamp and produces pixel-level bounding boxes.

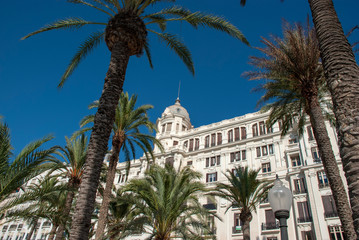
[268,175,293,240]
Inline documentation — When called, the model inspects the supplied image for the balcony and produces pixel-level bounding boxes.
[293,189,307,195]
[203,203,217,210]
[325,212,338,218]
[297,216,313,223]
[232,226,242,234]
[313,158,322,164]
[261,222,279,231]
[319,182,330,189]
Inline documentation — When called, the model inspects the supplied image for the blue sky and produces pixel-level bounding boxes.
[1,0,358,155]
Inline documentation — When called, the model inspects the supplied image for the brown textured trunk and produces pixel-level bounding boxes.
[26,218,38,240]
[69,41,131,240]
[308,0,359,238]
[55,180,77,240]
[240,211,251,240]
[307,95,356,239]
[48,223,58,240]
[95,139,123,240]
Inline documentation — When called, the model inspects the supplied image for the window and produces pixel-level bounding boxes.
[230,152,235,162]
[176,123,179,133]
[294,178,307,194]
[241,127,247,139]
[9,225,17,231]
[2,225,8,233]
[262,163,271,173]
[228,130,233,143]
[206,158,210,167]
[187,161,193,166]
[322,195,338,218]
[182,125,186,131]
[117,174,125,183]
[264,209,277,230]
[166,123,172,132]
[233,213,243,233]
[278,119,283,131]
[205,135,210,148]
[297,201,312,223]
[329,226,344,240]
[206,172,218,183]
[256,147,261,157]
[242,150,246,160]
[17,225,23,231]
[307,126,314,141]
[259,121,266,135]
[267,124,273,134]
[268,144,274,154]
[252,123,258,137]
[165,157,174,166]
[183,140,188,149]
[217,133,222,145]
[262,146,268,156]
[211,134,216,147]
[311,147,321,162]
[173,140,178,146]
[210,156,216,166]
[289,137,298,144]
[234,127,240,141]
[301,231,314,240]
[217,155,221,165]
[317,171,329,188]
[235,151,240,161]
[195,138,200,150]
[189,139,194,152]
[206,156,220,167]
[162,124,166,133]
[291,154,301,167]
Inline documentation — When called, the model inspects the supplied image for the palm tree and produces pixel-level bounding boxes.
[213,166,270,240]
[123,164,215,239]
[0,122,55,206]
[50,134,88,240]
[77,92,163,239]
[23,2,248,238]
[244,20,356,239]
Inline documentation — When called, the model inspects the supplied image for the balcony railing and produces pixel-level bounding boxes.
[319,182,330,189]
[232,226,242,233]
[293,189,307,195]
[203,203,217,210]
[313,158,322,163]
[261,222,279,230]
[325,212,339,218]
[297,216,313,223]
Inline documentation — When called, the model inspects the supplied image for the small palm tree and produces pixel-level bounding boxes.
[244,20,356,238]
[214,167,270,240]
[51,134,88,240]
[23,2,248,238]
[123,164,215,240]
[0,122,55,206]
[77,92,162,239]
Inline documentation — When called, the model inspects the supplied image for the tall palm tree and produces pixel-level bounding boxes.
[0,122,55,206]
[244,20,356,239]
[123,164,215,240]
[23,2,248,238]
[50,134,88,240]
[77,92,163,240]
[213,166,270,240]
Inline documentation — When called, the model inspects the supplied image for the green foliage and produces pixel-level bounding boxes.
[244,19,333,136]
[23,0,248,87]
[122,164,216,239]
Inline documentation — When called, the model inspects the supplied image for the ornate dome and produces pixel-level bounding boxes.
[163,98,190,121]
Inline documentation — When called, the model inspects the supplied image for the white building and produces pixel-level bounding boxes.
[0,99,346,240]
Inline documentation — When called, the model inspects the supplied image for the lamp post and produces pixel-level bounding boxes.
[268,176,293,240]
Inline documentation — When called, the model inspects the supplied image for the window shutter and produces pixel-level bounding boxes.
[206,158,209,167]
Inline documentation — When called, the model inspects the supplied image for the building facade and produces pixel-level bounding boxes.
[0,99,346,240]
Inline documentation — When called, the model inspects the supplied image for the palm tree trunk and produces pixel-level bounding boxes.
[308,0,359,237]
[307,96,356,239]
[26,218,38,240]
[95,144,122,240]
[240,213,251,240]
[48,223,58,240]
[69,42,131,240]
[55,182,77,240]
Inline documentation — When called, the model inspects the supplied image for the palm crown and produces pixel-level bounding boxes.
[23,0,248,87]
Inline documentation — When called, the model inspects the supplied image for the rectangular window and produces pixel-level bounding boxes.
[189,139,194,152]
[217,133,222,145]
[294,178,307,194]
[259,121,266,135]
[162,124,166,133]
[187,161,193,166]
[317,171,329,188]
[268,144,274,154]
[242,150,246,160]
[311,147,321,162]
[166,123,172,132]
[297,201,312,223]
[234,127,240,141]
[176,123,179,133]
[228,130,233,143]
[173,141,178,146]
[241,127,247,139]
[183,140,188,150]
[235,151,240,161]
[267,124,273,134]
[211,156,216,166]
[206,172,217,183]
[307,126,314,141]
[328,226,344,240]
[291,154,301,167]
[205,135,210,148]
[195,138,200,150]
[252,124,258,137]
[322,195,338,218]
[262,146,268,156]
[206,158,210,167]
[230,152,235,163]
[217,155,221,165]
[301,231,314,240]
[278,119,283,131]
[256,147,261,157]
[262,163,271,173]
[211,134,216,147]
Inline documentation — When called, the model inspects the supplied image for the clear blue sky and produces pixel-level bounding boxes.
[1,0,358,155]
